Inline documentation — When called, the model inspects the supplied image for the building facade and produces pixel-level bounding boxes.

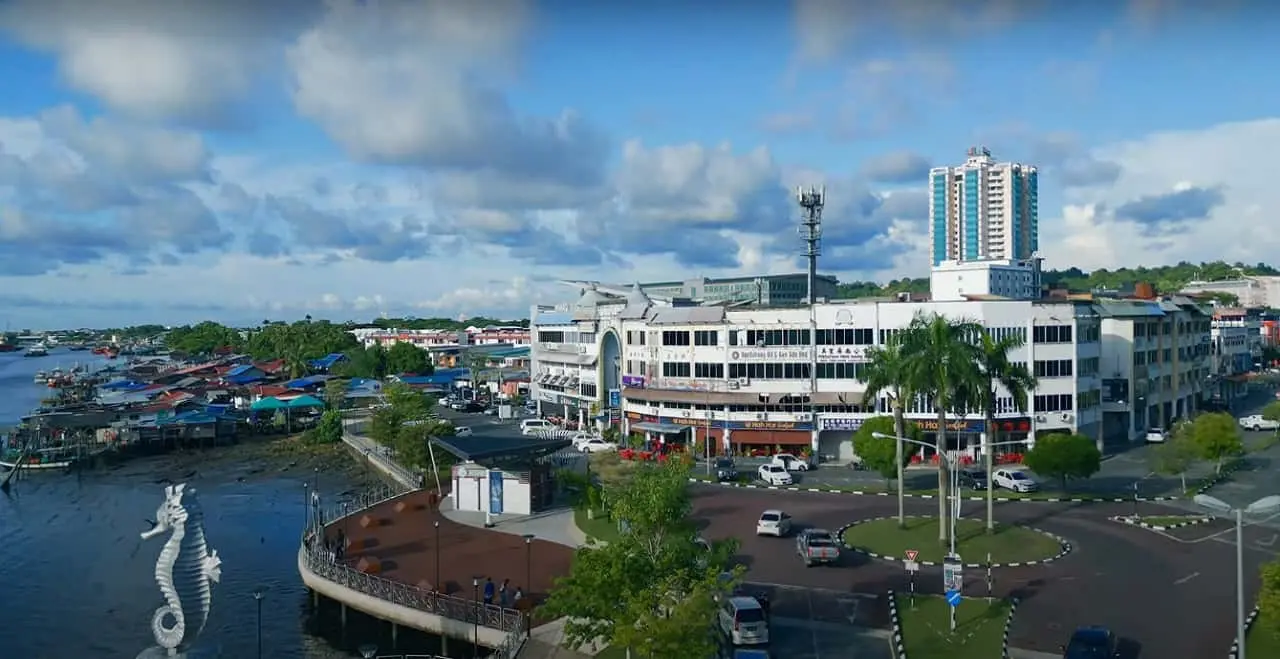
[531,285,1105,461]
[929,147,1038,266]
[568,274,840,306]
[1181,276,1280,309]
[930,258,1043,302]
[352,326,531,349]
[1209,307,1255,400]
[1096,298,1211,443]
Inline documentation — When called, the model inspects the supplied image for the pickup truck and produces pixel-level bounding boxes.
[796,528,840,567]
[1238,415,1280,432]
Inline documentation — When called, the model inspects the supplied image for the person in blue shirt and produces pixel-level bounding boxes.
[483,577,495,605]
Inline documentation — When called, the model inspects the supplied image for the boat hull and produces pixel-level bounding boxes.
[1,460,72,470]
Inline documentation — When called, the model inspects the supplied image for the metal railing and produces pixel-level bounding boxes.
[302,487,526,658]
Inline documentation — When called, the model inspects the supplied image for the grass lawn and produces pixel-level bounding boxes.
[1248,617,1280,656]
[594,647,628,659]
[1134,515,1206,527]
[573,506,622,543]
[842,517,1063,564]
[897,594,1009,659]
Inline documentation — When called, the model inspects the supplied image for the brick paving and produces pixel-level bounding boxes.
[321,490,574,602]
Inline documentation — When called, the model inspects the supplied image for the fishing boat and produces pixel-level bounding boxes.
[33,370,47,383]
[0,343,19,353]
[105,348,119,359]
[24,343,48,357]
[0,446,79,470]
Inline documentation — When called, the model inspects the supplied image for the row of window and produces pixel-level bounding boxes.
[1032,325,1073,344]
[1034,359,1073,378]
[1133,319,1211,337]
[632,323,1107,349]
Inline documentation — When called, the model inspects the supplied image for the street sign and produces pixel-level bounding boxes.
[943,556,963,592]
[946,590,962,607]
[904,549,919,562]
[903,560,919,573]
[608,389,622,408]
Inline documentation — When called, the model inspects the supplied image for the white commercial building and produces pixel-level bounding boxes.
[929,146,1039,266]
[1181,276,1280,309]
[531,283,1105,462]
[1095,298,1211,443]
[930,258,1043,302]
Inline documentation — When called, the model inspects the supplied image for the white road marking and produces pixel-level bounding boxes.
[1257,533,1278,547]
[806,589,822,658]
[1174,572,1200,585]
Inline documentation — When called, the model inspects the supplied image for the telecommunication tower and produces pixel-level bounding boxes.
[795,185,825,305]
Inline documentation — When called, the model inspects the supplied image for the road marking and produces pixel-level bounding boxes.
[1258,534,1278,547]
[806,588,822,659]
[1174,572,1200,585]
[837,597,862,626]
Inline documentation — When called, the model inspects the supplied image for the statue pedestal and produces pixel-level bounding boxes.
[136,645,220,659]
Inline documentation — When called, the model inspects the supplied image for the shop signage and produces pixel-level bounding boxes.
[729,347,810,363]
[820,417,865,431]
[816,346,870,363]
[536,389,557,403]
[734,420,812,431]
[622,375,646,388]
[625,411,644,421]
[914,418,986,433]
[608,388,621,408]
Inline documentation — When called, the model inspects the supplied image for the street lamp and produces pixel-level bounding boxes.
[1192,493,1280,659]
[434,520,441,591]
[472,577,481,655]
[252,586,266,659]
[313,466,320,492]
[302,482,309,527]
[522,533,534,599]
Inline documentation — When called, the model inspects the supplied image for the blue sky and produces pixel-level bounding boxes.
[0,0,1277,329]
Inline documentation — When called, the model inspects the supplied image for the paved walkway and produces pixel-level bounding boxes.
[440,493,588,548]
[341,419,421,490]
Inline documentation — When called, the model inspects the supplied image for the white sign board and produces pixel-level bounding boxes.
[904,560,920,573]
[727,346,871,364]
[943,558,963,592]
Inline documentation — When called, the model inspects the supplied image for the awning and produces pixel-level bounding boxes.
[632,421,690,434]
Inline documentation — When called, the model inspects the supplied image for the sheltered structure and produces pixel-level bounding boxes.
[431,434,575,515]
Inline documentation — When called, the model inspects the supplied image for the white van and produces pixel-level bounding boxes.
[718,596,769,646]
[520,419,555,435]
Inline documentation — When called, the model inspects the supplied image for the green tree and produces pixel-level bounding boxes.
[307,409,344,445]
[1149,421,1199,492]
[340,345,389,379]
[465,350,490,384]
[1190,412,1244,473]
[393,419,454,469]
[324,378,350,410]
[369,406,403,446]
[385,341,432,375]
[606,459,697,561]
[1259,559,1280,638]
[1022,432,1102,490]
[384,381,432,420]
[165,321,244,354]
[900,312,985,544]
[851,415,921,488]
[966,330,1037,533]
[861,334,917,527]
[1262,401,1280,427]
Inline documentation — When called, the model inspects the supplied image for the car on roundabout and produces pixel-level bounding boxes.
[714,457,739,482]
[993,468,1038,493]
[757,463,793,486]
[755,509,792,537]
[1060,625,1120,658]
[958,467,988,490]
[795,528,840,566]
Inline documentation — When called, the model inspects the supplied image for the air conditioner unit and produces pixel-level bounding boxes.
[795,413,812,422]
[755,413,767,421]
[682,411,691,418]
[1035,414,1047,423]
[727,381,740,390]
[1060,413,1074,422]
[737,377,750,386]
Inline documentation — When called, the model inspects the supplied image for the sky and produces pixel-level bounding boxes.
[0,0,1277,329]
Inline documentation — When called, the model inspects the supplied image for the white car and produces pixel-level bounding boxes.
[569,432,598,449]
[1145,427,1168,443]
[755,509,793,537]
[453,426,473,437]
[757,463,793,486]
[771,453,809,472]
[1238,415,1280,432]
[578,438,618,453]
[993,468,1039,493]
[520,419,555,435]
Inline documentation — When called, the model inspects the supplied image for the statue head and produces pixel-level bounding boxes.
[141,483,202,541]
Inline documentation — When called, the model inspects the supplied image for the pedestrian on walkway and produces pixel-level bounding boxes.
[499,578,511,607]
[513,587,523,603]
[483,577,495,605]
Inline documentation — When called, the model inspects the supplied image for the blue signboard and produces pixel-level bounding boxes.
[608,388,622,408]
[946,590,962,607]
[488,469,504,515]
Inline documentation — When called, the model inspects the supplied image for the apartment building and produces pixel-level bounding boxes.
[929,146,1039,266]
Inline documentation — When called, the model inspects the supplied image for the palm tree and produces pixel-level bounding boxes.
[861,333,917,528]
[967,332,1037,533]
[900,313,985,545]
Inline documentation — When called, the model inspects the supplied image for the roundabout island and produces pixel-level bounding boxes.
[839,516,1070,566]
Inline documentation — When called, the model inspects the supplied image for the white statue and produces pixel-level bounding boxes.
[139,483,222,657]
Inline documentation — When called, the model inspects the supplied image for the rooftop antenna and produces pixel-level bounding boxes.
[796,185,825,305]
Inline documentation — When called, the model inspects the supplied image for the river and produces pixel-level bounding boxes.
[0,351,440,658]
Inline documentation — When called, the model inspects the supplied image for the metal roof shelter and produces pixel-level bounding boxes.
[631,421,690,434]
[430,434,572,464]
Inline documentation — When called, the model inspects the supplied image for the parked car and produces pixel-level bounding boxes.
[993,468,1039,493]
[1145,427,1168,443]
[771,453,809,472]
[578,438,618,453]
[464,401,486,413]
[714,458,739,482]
[483,406,499,416]
[1061,626,1119,658]
[757,463,793,486]
[755,509,792,537]
[958,468,988,490]
[717,596,770,646]
[796,528,840,566]
[453,426,473,437]
[1239,414,1280,431]
[520,419,555,435]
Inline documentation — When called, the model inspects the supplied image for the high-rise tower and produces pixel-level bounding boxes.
[928,147,1038,266]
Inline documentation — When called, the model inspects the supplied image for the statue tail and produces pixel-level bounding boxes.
[151,604,186,651]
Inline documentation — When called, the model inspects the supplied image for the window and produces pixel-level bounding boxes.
[625,360,647,376]
[987,327,1027,344]
[537,331,565,343]
[694,330,719,346]
[1033,394,1074,412]
[816,363,863,379]
[662,331,690,346]
[815,328,874,345]
[626,330,646,346]
[1032,324,1072,344]
[745,329,810,346]
[1034,359,1073,378]
[694,362,724,378]
[661,362,691,377]
[727,363,811,379]
[878,328,901,345]
[1077,357,1099,376]
[579,383,598,399]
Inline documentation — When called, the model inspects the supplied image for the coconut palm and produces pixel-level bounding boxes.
[899,313,985,545]
[966,331,1037,533]
[861,332,917,528]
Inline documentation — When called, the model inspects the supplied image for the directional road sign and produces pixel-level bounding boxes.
[903,560,919,573]
[946,590,962,607]
[943,557,963,592]
[905,549,919,562]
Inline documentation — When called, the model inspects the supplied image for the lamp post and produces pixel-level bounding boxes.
[1192,493,1280,659]
[313,466,319,492]
[472,577,481,655]
[522,533,534,597]
[302,482,309,527]
[252,586,266,659]
[434,520,441,591]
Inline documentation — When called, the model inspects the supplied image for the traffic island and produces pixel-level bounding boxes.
[1243,606,1272,658]
[838,516,1070,567]
[1110,514,1212,532]
[893,592,1011,658]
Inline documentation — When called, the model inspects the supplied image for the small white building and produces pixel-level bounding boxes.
[929,258,1042,302]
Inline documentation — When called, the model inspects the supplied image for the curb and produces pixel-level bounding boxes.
[689,478,1182,503]
[1196,459,1246,496]
[887,590,907,659]
[1229,605,1262,658]
[836,516,1072,568]
[1109,514,1213,532]
[1001,597,1020,659]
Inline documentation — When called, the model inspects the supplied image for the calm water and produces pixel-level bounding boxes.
[0,353,440,658]
[0,348,112,426]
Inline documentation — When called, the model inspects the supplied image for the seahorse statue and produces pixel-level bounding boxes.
[140,483,222,656]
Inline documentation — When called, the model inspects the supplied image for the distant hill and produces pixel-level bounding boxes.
[835,260,1280,300]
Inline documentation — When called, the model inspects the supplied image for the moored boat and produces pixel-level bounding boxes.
[24,343,48,357]
[0,447,77,470]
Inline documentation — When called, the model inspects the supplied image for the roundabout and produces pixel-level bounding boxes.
[837,516,1070,567]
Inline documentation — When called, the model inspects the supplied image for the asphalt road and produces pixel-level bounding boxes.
[690,484,1271,658]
